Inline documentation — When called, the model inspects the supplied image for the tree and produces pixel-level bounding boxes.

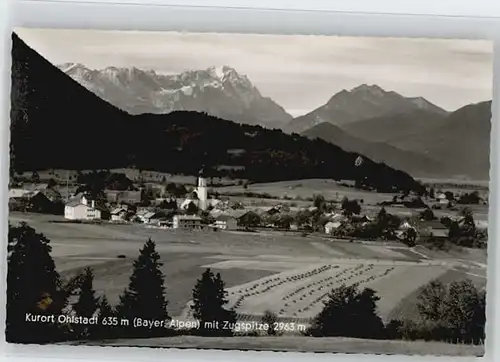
[191,268,236,336]
[443,280,485,343]
[31,171,40,183]
[447,208,479,247]
[186,201,199,215]
[295,210,312,229]
[402,228,417,247]
[93,295,116,339]
[341,197,361,217]
[313,194,326,212]
[276,214,293,230]
[6,223,68,343]
[417,280,447,321]
[165,182,178,196]
[384,319,404,339]
[47,178,57,188]
[141,186,155,203]
[261,310,278,336]
[445,191,455,201]
[310,284,384,338]
[116,238,170,337]
[417,279,485,344]
[420,208,436,221]
[72,268,99,338]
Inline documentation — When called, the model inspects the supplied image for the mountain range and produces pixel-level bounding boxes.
[23,34,491,181]
[58,63,292,129]
[10,32,423,194]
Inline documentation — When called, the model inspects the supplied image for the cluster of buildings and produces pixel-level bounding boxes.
[9,172,487,240]
[58,173,245,231]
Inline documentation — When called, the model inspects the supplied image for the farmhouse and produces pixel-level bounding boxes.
[324,221,341,235]
[173,215,203,230]
[9,190,58,214]
[140,212,158,224]
[395,220,417,239]
[64,194,101,220]
[9,188,32,199]
[418,220,449,239]
[110,207,127,222]
[399,220,415,231]
[214,215,238,230]
[264,206,281,216]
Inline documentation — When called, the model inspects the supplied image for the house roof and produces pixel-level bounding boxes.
[65,199,83,207]
[111,207,126,215]
[325,221,341,228]
[9,188,32,198]
[419,220,447,230]
[216,214,236,221]
[143,212,156,219]
[227,209,252,219]
[328,213,345,222]
[65,200,100,211]
[175,215,202,221]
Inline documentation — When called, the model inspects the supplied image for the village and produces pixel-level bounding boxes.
[8,168,489,250]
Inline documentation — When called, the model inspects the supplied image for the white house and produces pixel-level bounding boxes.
[399,220,414,231]
[9,188,32,199]
[324,221,342,234]
[141,212,157,224]
[64,194,101,220]
[214,215,238,230]
[173,215,203,230]
[111,207,127,222]
[436,192,447,200]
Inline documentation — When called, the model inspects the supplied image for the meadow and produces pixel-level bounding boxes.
[9,212,486,326]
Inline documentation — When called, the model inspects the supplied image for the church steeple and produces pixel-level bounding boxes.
[196,165,208,210]
[197,166,207,188]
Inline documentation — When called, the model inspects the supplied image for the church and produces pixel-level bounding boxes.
[179,168,214,212]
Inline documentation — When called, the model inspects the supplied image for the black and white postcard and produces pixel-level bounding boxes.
[7,28,492,356]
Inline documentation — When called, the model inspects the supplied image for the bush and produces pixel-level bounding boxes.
[310,285,384,339]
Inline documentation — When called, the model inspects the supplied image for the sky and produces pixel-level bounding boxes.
[15,28,493,116]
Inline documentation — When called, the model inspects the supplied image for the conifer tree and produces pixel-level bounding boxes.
[72,268,99,338]
[6,222,67,343]
[93,295,116,340]
[191,268,236,336]
[116,238,170,337]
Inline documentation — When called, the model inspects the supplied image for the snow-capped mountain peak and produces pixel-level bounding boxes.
[57,63,292,128]
[208,65,226,80]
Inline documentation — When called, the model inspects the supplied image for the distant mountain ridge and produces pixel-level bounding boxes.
[11,32,423,194]
[341,109,446,143]
[301,122,445,178]
[286,84,448,134]
[388,101,491,180]
[58,63,293,129]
